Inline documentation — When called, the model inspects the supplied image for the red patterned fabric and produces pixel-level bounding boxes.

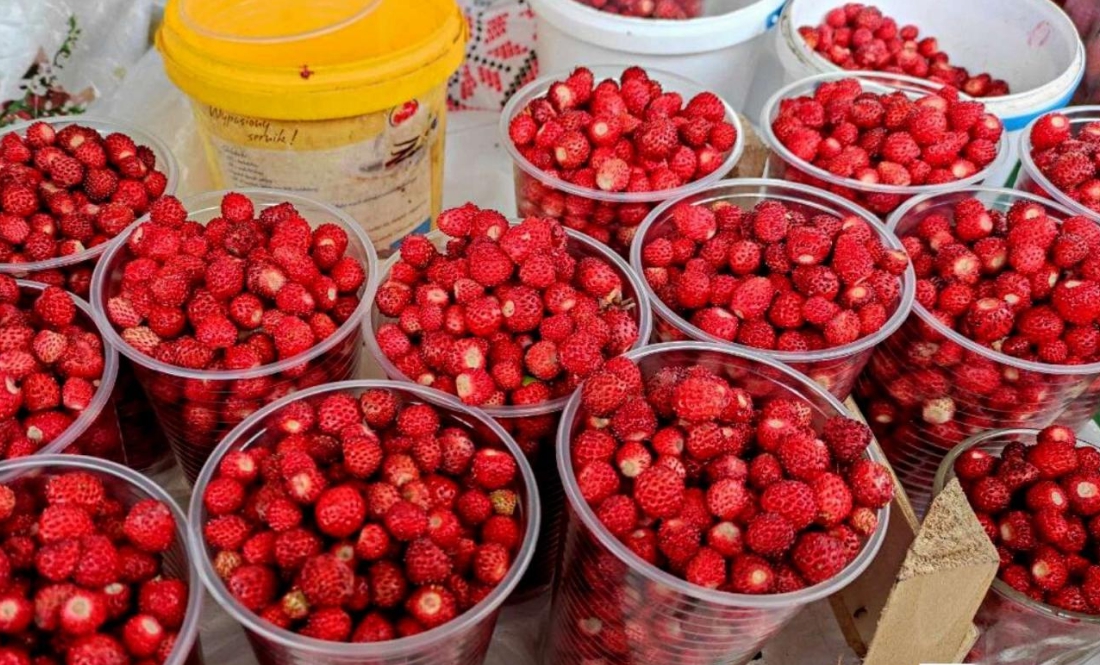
[449,0,540,111]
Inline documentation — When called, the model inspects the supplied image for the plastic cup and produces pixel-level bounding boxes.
[771,0,1085,134]
[189,380,540,665]
[544,341,890,665]
[760,71,1010,218]
[0,116,179,473]
[933,429,1100,665]
[854,187,1100,517]
[530,0,786,112]
[365,223,653,598]
[500,65,745,255]
[0,454,204,665]
[90,188,378,483]
[629,177,916,401]
[1017,106,1100,222]
[156,0,466,254]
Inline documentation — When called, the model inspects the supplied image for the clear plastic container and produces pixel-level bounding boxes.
[544,341,891,665]
[500,65,745,255]
[855,187,1100,516]
[188,380,540,665]
[1017,106,1100,223]
[364,223,653,598]
[0,454,204,665]
[5,280,124,461]
[0,116,179,473]
[157,0,466,254]
[629,177,916,400]
[760,71,1010,217]
[934,429,1100,665]
[90,189,378,483]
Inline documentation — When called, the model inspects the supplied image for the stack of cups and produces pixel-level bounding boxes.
[0,454,205,665]
[365,224,653,597]
[91,189,378,482]
[189,381,539,665]
[629,178,916,400]
[546,342,890,665]
[500,66,744,254]
[0,117,179,472]
[855,188,1100,516]
[934,429,1100,665]
[761,71,1009,218]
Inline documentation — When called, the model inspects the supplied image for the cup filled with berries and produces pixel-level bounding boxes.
[189,381,539,665]
[934,425,1100,665]
[1018,108,1100,223]
[855,187,1100,516]
[501,65,744,254]
[631,178,914,400]
[0,453,204,665]
[761,71,1007,217]
[0,118,181,472]
[545,341,894,665]
[366,204,651,597]
[0,277,126,462]
[91,189,377,483]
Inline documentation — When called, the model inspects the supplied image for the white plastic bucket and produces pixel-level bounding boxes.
[765,0,1084,136]
[529,0,787,112]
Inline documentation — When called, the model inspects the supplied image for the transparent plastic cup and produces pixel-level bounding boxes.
[760,71,1010,218]
[500,65,745,255]
[365,223,653,598]
[629,177,916,400]
[90,189,379,483]
[545,341,890,665]
[934,429,1100,665]
[854,187,1100,516]
[0,116,179,472]
[0,454,204,665]
[5,280,124,461]
[189,380,540,665]
[1017,106,1100,223]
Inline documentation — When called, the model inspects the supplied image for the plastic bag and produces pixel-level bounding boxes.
[0,0,154,125]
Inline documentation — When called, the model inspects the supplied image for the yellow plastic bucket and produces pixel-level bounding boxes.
[157,0,467,251]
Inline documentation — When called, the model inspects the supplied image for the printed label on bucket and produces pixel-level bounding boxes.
[195,92,444,251]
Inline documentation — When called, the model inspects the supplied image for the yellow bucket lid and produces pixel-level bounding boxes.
[157,0,467,120]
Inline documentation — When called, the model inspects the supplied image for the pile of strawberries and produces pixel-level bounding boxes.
[373,206,641,412]
[955,425,1100,614]
[101,192,368,475]
[799,4,1009,98]
[509,66,738,252]
[639,197,909,354]
[855,197,1100,508]
[0,276,120,459]
[568,356,893,593]
[0,122,169,297]
[0,469,190,665]
[201,388,526,641]
[1026,112,1100,216]
[574,0,702,19]
[771,77,1003,215]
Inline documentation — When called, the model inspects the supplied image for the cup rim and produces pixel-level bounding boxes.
[1017,106,1100,223]
[759,70,1009,195]
[933,426,1100,625]
[499,64,745,204]
[0,115,181,273]
[187,379,542,657]
[364,222,654,418]
[89,188,379,381]
[556,340,891,608]
[0,453,204,665]
[885,185,1100,376]
[628,177,917,365]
